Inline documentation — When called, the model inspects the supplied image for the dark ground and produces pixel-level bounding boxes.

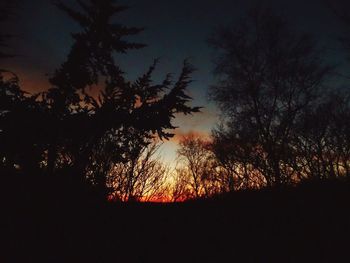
[1,175,350,262]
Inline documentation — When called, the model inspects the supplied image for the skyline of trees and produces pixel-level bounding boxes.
[0,1,349,202]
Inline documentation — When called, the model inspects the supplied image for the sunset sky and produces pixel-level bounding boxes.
[1,0,349,166]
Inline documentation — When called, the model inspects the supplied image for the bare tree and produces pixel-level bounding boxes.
[212,127,267,190]
[209,7,331,186]
[176,134,221,198]
[169,168,195,202]
[294,91,350,179]
[107,143,169,202]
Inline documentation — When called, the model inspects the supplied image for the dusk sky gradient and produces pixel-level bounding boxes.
[2,0,349,165]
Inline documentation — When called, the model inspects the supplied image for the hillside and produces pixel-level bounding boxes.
[1,175,350,262]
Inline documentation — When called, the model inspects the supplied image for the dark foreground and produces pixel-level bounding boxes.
[1,175,350,263]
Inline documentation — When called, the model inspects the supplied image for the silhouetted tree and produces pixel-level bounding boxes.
[212,127,266,190]
[42,0,200,198]
[0,76,49,176]
[0,0,49,176]
[108,143,169,202]
[176,134,221,198]
[169,168,194,201]
[44,0,147,177]
[209,7,330,186]
[294,91,350,179]
[299,1,350,180]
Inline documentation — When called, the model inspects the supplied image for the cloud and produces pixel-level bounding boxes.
[170,129,210,144]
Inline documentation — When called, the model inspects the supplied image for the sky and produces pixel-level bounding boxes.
[1,0,349,166]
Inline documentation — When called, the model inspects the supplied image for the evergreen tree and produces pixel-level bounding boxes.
[44,0,200,197]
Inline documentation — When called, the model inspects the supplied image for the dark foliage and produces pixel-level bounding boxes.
[0,0,200,200]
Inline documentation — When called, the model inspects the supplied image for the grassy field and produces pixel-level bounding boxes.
[1,175,350,262]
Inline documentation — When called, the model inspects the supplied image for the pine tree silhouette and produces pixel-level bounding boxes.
[42,0,200,198]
